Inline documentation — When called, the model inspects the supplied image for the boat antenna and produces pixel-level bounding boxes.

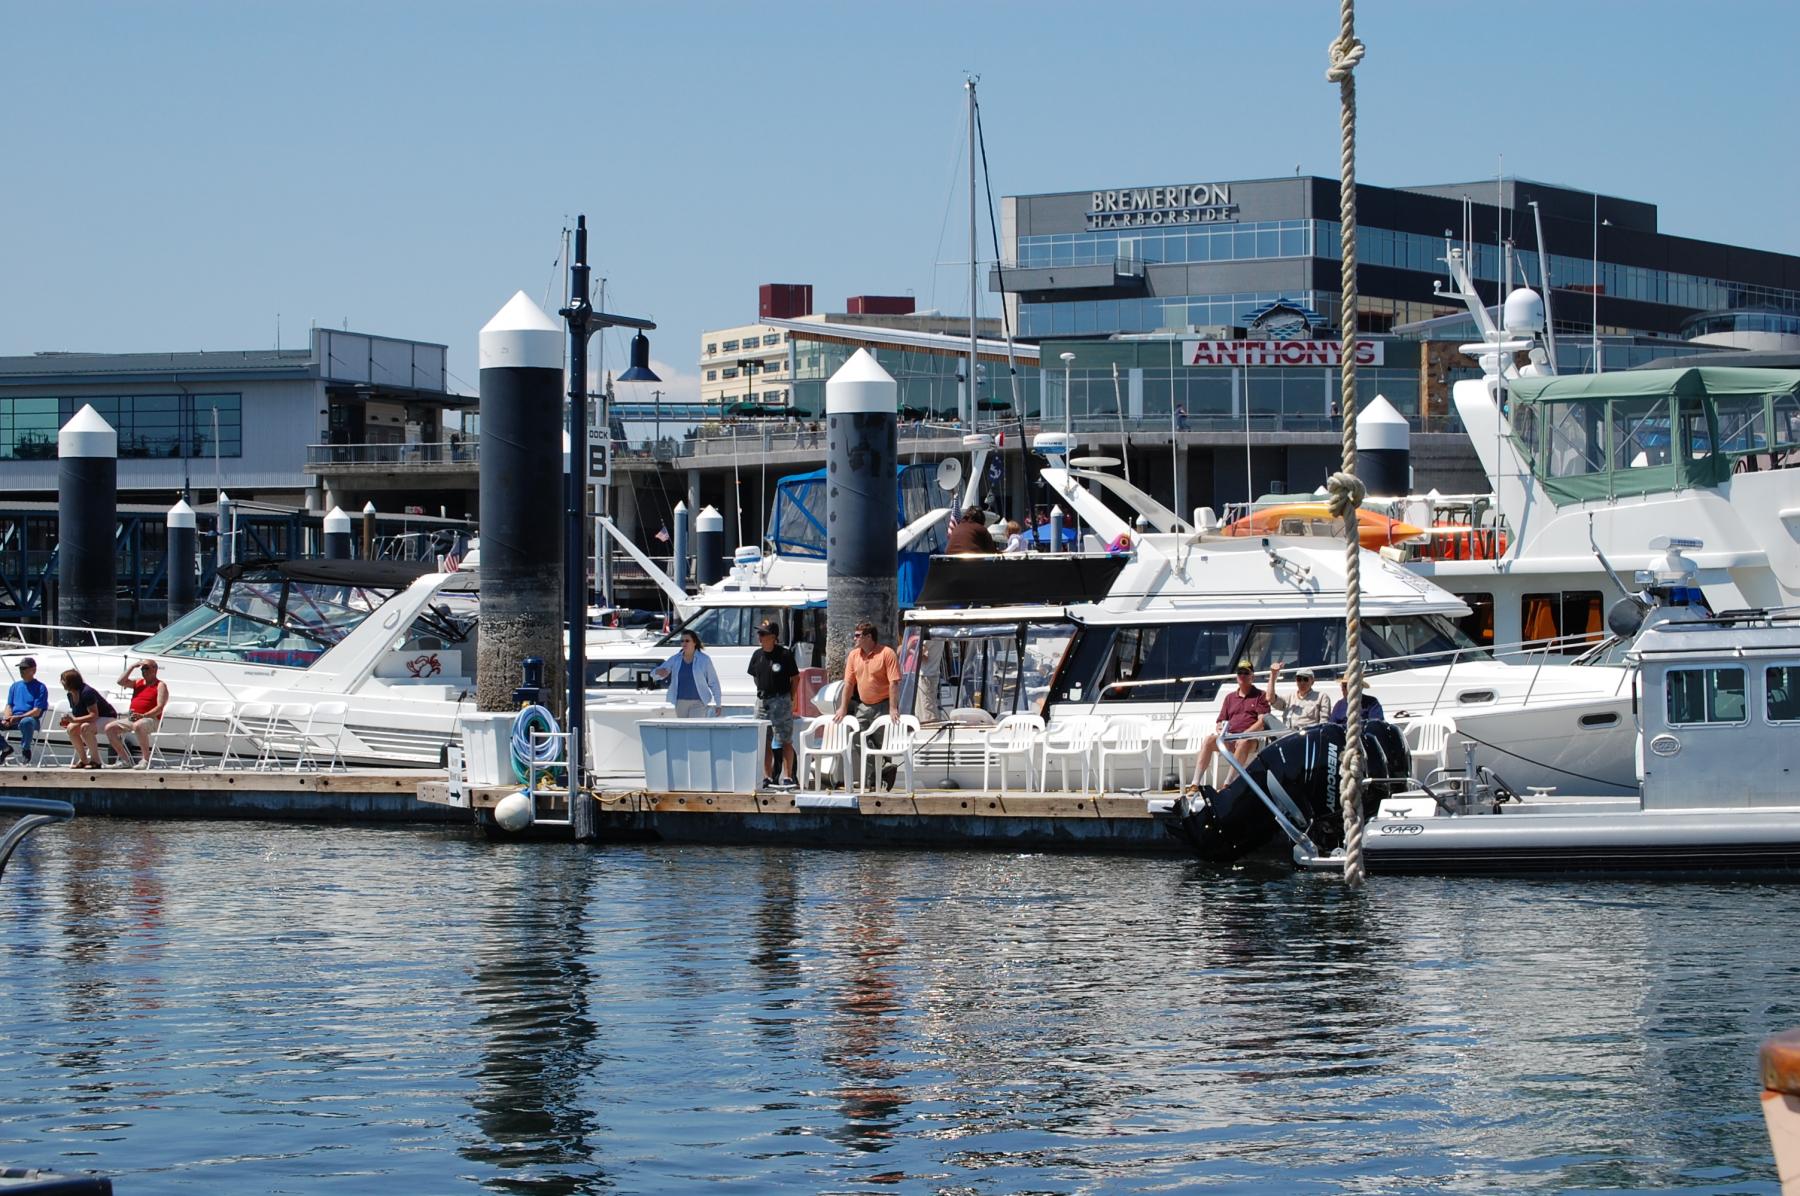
[965,75,980,433]
[1527,199,1559,372]
[973,81,1030,517]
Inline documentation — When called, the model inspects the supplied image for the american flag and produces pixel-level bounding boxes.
[654,523,671,544]
[441,534,465,573]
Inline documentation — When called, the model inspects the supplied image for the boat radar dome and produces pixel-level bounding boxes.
[1033,432,1074,458]
[1502,287,1546,336]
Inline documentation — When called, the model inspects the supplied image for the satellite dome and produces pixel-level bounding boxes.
[1502,287,1545,335]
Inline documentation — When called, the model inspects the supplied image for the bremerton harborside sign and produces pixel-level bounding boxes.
[1088,184,1238,229]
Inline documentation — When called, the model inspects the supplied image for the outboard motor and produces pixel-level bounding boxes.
[1167,722,1411,862]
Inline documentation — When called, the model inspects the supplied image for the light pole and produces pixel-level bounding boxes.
[1059,351,1075,441]
[560,216,657,799]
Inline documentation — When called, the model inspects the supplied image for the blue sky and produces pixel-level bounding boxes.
[5,1,1796,402]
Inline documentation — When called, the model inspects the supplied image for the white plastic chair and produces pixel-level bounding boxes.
[1095,716,1155,793]
[981,712,1044,795]
[1157,716,1209,792]
[859,714,922,795]
[230,702,277,771]
[300,701,349,772]
[259,702,313,771]
[796,714,858,791]
[1404,715,1456,778]
[31,698,71,768]
[193,700,239,769]
[1038,715,1105,795]
[148,701,199,770]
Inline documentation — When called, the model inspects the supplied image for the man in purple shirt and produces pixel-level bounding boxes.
[1188,660,1270,789]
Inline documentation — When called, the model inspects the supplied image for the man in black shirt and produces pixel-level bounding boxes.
[748,621,801,788]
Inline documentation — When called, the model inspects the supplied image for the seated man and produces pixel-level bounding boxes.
[1189,660,1270,787]
[1267,662,1330,730]
[0,657,49,765]
[104,659,168,769]
[1328,679,1384,726]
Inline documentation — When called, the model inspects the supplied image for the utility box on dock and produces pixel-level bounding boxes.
[640,718,767,793]
[460,712,517,787]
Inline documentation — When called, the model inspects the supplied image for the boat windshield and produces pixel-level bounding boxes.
[135,571,408,668]
[897,620,1075,722]
[1048,613,1487,705]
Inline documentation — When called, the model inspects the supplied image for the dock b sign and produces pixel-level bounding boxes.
[587,425,609,483]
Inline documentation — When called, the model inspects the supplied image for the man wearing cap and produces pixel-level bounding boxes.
[0,658,49,765]
[1267,662,1330,730]
[748,620,800,789]
[1188,660,1270,788]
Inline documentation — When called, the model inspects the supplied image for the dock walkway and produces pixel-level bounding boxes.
[0,768,459,823]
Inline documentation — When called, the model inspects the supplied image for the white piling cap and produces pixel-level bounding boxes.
[674,500,688,514]
[479,290,562,371]
[696,504,725,532]
[166,499,197,529]
[362,500,377,514]
[1356,394,1410,451]
[323,505,351,533]
[826,348,897,415]
[59,404,117,459]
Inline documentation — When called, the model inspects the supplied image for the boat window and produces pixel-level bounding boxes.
[1455,593,1495,647]
[1666,666,1746,726]
[1767,666,1800,723]
[1049,622,1249,705]
[1365,615,1486,669]
[134,571,406,669]
[1773,393,1800,449]
[1713,396,1770,455]
[1521,592,1604,654]
[1237,620,1347,677]
[1610,398,1670,469]
[1545,401,1605,478]
[905,621,1071,722]
[585,659,661,690]
[664,605,791,649]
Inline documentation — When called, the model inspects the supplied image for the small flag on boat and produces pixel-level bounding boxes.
[441,535,464,573]
[654,522,670,543]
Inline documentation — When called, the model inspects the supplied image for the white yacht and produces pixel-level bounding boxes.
[1,559,480,767]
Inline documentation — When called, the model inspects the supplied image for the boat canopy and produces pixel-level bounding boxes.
[768,464,946,559]
[1505,367,1800,505]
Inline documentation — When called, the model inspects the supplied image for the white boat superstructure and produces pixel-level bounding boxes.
[0,559,481,768]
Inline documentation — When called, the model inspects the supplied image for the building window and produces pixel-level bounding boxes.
[0,394,243,460]
[722,339,740,352]
[763,333,781,346]
[706,370,717,381]
[722,367,738,379]
[705,342,717,355]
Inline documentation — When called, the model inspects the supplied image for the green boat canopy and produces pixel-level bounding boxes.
[1504,367,1800,504]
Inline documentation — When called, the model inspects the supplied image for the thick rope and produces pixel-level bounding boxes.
[1328,1,1369,886]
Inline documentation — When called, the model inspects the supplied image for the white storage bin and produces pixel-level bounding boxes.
[639,718,768,793]
[460,711,518,787]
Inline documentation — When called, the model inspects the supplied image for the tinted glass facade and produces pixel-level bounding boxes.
[0,394,242,460]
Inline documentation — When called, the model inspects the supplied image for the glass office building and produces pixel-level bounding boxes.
[998,176,1800,350]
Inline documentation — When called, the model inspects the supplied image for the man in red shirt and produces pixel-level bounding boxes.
[105,658,169,769]
[1188,660,1269,788]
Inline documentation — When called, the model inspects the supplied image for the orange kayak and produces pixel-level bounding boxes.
[1221,502,1427,550]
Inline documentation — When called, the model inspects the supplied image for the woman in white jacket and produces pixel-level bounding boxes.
[652,630,723,717]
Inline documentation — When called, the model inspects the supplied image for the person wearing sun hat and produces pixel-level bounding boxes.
[1187,659,1270,790]
[1267,661,1330,729]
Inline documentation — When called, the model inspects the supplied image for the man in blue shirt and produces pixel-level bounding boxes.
[1328,679,1384,726]
[1,657,50,764]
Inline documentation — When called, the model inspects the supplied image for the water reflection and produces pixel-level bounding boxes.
[459,846,606,1195]
[1,826,1796,1194]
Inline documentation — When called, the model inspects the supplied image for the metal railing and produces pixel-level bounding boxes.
[306,440,480,469]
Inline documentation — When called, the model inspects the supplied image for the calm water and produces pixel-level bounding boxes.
[1,822,1794,1194]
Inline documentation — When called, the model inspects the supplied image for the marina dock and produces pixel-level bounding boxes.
[0,768,460,823]
[417,780,1190,853]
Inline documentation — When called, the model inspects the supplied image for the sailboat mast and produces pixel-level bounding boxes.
[966,76,979,431]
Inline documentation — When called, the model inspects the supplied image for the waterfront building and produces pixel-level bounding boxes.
[997,175,1800,354]
[0,328,474,515]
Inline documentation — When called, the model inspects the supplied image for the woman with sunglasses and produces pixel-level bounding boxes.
[652,629,723,718]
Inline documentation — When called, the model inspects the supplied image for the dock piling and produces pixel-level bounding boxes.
[322,505,352,560]
[57,405,118,643]
[824,349,898,677]
[166,499,197,626]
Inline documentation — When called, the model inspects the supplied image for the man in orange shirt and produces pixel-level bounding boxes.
[834,621,901,787]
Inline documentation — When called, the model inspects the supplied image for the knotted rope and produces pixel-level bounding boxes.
[1327,0,1369,886]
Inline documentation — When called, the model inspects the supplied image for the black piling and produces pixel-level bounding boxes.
[824,349,898,678]
[476,291,566,713]
[695,505,725,587]
[57,405,117,642]
[323,505,352,560]
[166,498,197,626]
[1357,395,1412,498]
